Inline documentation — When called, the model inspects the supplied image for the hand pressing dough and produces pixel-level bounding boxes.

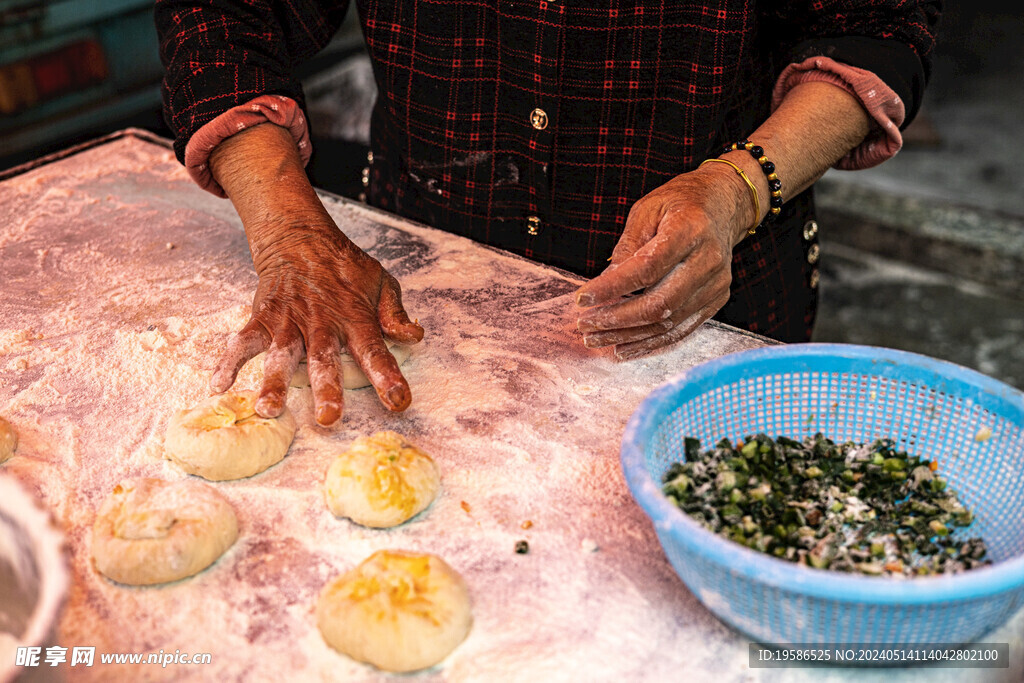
[291,344,411,389]
[0,416,16,464]
[324,431,440,528]
[92,477,238,586]
[164,390,296,481]
[316,549,472,672]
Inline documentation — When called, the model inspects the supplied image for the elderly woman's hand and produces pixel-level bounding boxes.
[208,123,423,426]
[574,162,756,359]
[575,82,874,359]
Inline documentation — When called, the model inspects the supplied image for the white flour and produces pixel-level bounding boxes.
[0,136,1018,683]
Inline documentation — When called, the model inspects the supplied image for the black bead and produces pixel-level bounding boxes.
[770,195,784,208]
[750,145,764,157]
[768,178,782,191]
[761,160,776,174]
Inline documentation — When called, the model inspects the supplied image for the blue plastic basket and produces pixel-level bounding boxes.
[621,343,1024,645]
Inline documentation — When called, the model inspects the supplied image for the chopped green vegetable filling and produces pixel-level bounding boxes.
[661,433,990,577]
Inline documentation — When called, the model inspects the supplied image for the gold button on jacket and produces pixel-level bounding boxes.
[803,220,818,241]
[530,108,548,130]
[526,215,542,235]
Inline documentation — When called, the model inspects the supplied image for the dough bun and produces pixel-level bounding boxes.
[0,416,17,464]
[291,343,411,389]
[91,477,238,586]
[164,390,296,481]
[324,431,440,528]
[316,549,472,672]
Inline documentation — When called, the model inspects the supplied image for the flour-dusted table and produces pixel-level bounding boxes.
[0,131,1019,682]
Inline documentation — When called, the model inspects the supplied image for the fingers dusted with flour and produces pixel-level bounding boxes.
[576,167,748,360]
[206,122,424,425]
[576,82,873,357]
[255,326,305,419]
[378,273,425,345]
[211,324,269,394]
[345,320,412,412]
[305,328,345,426]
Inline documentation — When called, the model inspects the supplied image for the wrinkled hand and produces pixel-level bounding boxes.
[575,165,752,359]
[211,215,424,426]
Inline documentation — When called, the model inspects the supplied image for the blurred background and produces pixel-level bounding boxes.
[1,1,1020,389]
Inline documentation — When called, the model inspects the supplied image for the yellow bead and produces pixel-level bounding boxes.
[758,156,768,164]
[768,173,778,181]
[772,190,782,198]
[744,142,754,150]
[771,207,781,215]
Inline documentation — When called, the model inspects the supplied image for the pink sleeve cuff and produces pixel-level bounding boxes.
[183,95,312,197]
[772,57,906,170]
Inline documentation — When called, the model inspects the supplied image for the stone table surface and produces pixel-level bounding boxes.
[0,131,1020,682]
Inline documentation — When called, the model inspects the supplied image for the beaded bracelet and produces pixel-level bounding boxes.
[720,139,784,230]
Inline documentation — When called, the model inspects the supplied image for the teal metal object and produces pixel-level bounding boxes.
[0,0,154,52]
[0,0,162,160]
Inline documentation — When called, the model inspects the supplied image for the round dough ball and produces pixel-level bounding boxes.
[164,390,296,481]
[317,549,472,672]
[324,431,440,528]
[0,416,17,464]
[291,344,411,389]
[92,477,238,586]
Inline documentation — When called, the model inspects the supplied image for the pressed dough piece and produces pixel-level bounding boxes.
[316,549,472,672]
[291,344,411,389]
[91,477,238,586]
[164,390,296,481]
[0,416,16,464]
[324,431,440,528]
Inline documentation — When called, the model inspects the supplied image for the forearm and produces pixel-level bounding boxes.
[206,120,422,420]
[575,80,872,355]
[208,122,343,267]
[727,81,871,222]
[694,81,870,247]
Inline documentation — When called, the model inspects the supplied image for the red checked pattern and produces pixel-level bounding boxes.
[157,0,939,342]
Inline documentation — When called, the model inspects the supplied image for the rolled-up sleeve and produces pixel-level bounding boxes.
[155,0,349,164]
[767,0,942,129]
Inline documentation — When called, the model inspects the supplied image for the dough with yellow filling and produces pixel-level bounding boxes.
[290,343,411,389]
[91,478,238,585]
[316,549,472,672]
[164,390,296,481]
[324,431,439,528]
[0,416,16,464]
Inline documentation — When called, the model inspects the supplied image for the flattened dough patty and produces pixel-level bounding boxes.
[0,416,16,464]
[324,431,440,528]
[316,549,472,672]
[164,390,296,481]
[92,477,238,586]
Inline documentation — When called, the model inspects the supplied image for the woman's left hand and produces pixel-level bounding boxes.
[574,162,756,359]
[575,82,874,359]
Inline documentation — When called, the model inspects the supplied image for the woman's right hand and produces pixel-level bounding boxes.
[208,123,423,426]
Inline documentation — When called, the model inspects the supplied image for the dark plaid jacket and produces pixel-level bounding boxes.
[156,1,940,342]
